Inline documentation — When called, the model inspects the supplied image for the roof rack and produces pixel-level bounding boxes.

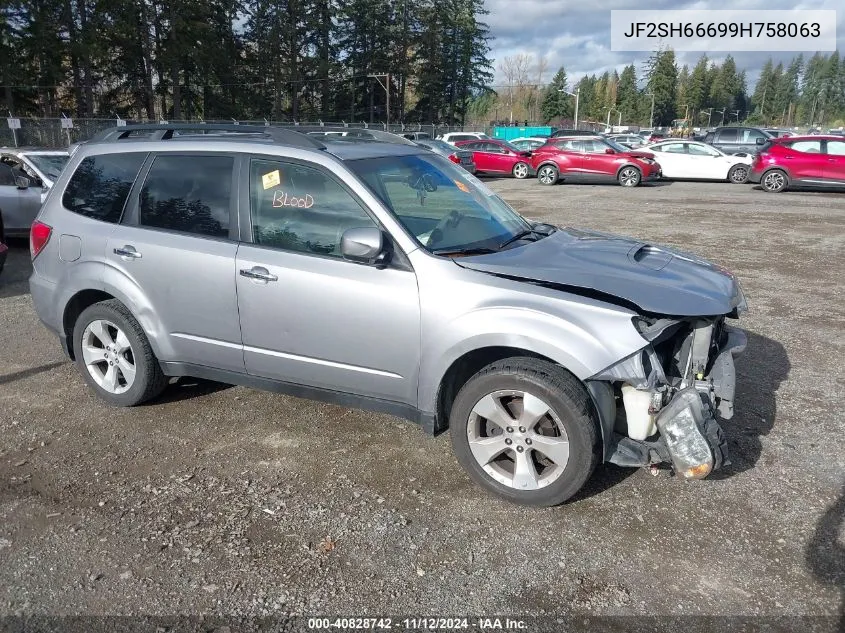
[88,123,327,150]
[292,126,419,146]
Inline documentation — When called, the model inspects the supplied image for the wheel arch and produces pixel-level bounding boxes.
[61,289,117,359]
[433,346,612,459]
[615,162,642,178]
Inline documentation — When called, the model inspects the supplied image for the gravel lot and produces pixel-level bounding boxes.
[1,179,843,630]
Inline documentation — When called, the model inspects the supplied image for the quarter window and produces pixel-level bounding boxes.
[63,153,146,223]
[718,129,738,142]
[249,159,376,258]
[139,155,233,238]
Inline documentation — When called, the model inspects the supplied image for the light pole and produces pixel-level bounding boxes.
[700,108,713,127]
[732,109,741,122]
[646,92,655,129]
[715,108,726,126]
[559,87,580,129]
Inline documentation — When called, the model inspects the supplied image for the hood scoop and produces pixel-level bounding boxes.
[629,245,673,271]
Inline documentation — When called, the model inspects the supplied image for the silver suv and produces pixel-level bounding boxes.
[29,124,748,506]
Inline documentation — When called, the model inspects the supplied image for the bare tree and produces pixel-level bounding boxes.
[498,54,533,122]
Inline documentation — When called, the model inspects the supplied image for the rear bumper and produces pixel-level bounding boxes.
[748,169,764,184]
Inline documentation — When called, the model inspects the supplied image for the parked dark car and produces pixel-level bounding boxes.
[414,138,476,174]
[703,126,773,155]
[0,219,7,277]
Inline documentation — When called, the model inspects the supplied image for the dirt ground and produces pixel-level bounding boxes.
[1,179,843,631]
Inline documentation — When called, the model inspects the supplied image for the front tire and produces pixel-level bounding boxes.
[537,164,559,185]
[728,164,749,184]
[761,169,788,193]
[618,166,641,187]
[512,162,530,179]
[449,358,600,507]
[72,299,167,406]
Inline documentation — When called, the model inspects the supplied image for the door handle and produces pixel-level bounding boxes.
[113,246,141,259]
[239,267,278,282]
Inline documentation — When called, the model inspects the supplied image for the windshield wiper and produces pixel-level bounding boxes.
[432,246,498,257]
[498,228,540,249]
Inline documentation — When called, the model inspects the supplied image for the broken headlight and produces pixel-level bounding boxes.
[655,387,714,480]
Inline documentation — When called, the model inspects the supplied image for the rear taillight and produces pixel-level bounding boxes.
[448,153,461,164]
[30,221,52,259]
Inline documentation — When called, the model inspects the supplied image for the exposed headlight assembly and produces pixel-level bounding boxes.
[656,387,714,480]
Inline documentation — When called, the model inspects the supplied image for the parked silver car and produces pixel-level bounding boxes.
[29,124,747,506]
[0,148,70,237]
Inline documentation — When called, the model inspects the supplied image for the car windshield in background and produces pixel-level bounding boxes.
[349,153,531,254]
[603,138,630,152]
[425,139,460,153]
[26,154,69,181]
[500,141,522,153]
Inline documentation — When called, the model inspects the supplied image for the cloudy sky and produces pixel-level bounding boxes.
[485,0,845,90]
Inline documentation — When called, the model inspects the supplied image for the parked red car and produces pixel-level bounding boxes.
[749,135,845,192]
[529,136,662,187]
[454,139,534,178]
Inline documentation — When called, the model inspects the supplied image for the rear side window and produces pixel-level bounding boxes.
[718,129,738,142]
[63,153,146,223]
[0,163,14,186]
[826,140,845,156]
[789,141,822,153]
[139,154,233,238]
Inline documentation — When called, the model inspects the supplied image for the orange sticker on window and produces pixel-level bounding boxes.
[454,180,470,193]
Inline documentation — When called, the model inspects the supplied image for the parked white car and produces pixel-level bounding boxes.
[640,140,752,183]
[437,132,490,146]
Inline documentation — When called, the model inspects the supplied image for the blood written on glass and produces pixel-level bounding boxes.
[272,190,315,209]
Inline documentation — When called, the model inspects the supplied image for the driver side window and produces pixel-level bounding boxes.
[249,158,376,258]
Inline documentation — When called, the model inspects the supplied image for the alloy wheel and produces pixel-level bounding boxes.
[81,319,136,394]
[763,171,785,192]
[513,162,529,179]
[538,166,556,185]
[730,166,749,183]
[466,390,570,490]
[619,167,640,187]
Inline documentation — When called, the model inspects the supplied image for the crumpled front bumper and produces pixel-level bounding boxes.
[607,324,747,476]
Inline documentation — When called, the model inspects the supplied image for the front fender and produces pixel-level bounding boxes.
[417,303,647,415]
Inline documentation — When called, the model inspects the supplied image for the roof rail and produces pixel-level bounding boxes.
[292,126,418,146]
[88,123,326,150]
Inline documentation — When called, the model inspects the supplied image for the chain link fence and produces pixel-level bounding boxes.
[0,118,491,149]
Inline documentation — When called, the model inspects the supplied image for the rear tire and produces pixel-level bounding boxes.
[537,164,559,185]
[761,169,788,193]
[728,164,749,184]
[72,299,167,407]
[449,357,600,507]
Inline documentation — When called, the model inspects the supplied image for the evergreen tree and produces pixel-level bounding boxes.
[540,66,570,123]
[644,48,677,127]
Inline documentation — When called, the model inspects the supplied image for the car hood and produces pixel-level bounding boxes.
[455,228,745,316]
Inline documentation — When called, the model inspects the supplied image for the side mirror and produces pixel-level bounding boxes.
[341,227,386,266]
[756,137,765,145]
[605,148,615,154]
[15,176,30,189]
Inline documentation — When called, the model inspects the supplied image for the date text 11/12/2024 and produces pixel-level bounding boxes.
[307,617,529,630]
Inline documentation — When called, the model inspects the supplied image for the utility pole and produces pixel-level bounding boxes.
[368,73,390,125]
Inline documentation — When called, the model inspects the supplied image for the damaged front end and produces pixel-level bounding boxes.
[588,315,747,479]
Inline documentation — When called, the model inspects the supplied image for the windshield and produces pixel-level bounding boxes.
[499,141,523,153]
[25,154,69,182]
[602,138,630,152]
[348,153,532,254]
[425,139,459,153]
